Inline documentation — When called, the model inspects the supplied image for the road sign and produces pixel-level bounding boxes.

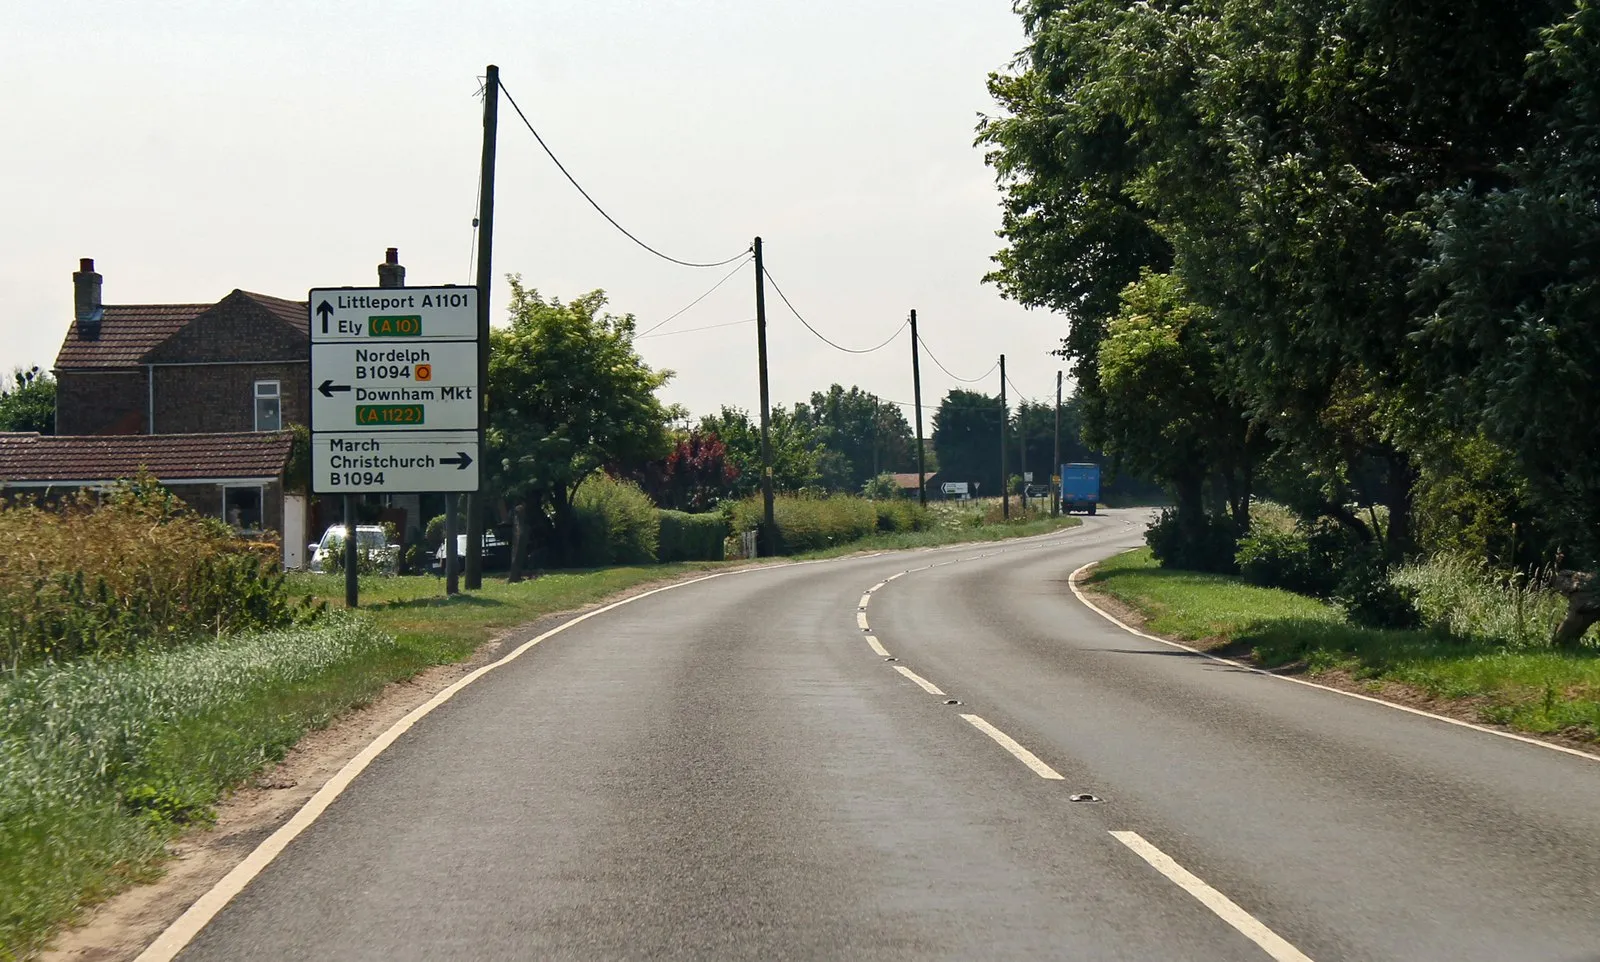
[309,287,477,342]
[309,286,481,495]
[312,432,479,494]
[310,341,479,432]
[941,481,969,495]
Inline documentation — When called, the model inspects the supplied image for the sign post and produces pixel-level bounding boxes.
[309,286,482,605]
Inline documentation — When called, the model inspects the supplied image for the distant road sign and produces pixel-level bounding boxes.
[309,286,481,495]
[941,481,969,495]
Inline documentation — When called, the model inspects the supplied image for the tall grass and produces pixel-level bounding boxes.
[0,615,398,958]
[1394,553,1583,649]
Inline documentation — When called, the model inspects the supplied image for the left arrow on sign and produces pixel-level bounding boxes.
[440,452,474,469]
[318,379,352,398]
[316,300,334,333]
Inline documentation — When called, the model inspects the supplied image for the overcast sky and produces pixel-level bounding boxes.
[2,0,1068,422]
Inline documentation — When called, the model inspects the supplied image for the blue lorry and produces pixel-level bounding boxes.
[1060,462,1101,515]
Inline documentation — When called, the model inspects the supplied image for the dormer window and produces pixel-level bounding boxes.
[254,380,281,431]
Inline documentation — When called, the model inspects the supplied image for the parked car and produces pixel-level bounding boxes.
[308,524,400,573]
[432,530,512,575]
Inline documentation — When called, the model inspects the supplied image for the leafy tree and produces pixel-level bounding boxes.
[635,429,740,512]
[0,366,55,434]
[487,280,673,574]
[931,390,1005,495]
[698,405,821,494]
[861,473,901,500]
[792,385,915,492]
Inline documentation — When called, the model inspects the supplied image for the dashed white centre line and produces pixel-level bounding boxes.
[959,714,1064,779]
[859,594,873,609]
[864,635,891,657]
[1110,831,1315,962]
[857,611,870,630]
[893,665,946,695]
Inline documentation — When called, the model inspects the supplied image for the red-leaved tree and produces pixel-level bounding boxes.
[637,430,740,512]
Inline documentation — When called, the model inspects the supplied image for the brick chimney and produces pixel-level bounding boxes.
[377,247,405,288]
[74,258,103,340]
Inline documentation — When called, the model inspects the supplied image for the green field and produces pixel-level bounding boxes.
[1083,548,1600,742]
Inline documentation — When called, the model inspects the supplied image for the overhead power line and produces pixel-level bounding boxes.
[760,266,908,354]
[637,258,753,337]
[637,318,757,340]
[917,334,998,384]
[500,81,750,269]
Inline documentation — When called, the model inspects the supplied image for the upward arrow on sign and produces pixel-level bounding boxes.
[316,300,334,333]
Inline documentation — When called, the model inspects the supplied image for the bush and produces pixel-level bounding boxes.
[1333,549,1421,629]
[571,475,660,566]
[1394,554,1577,648]
[0,478,322,669]
[873,499,930,534]
[657,510,728,562]
[1146,509,1240,574]
[729,494,879,553]
[1234,516,1357,597]
[861,474,901,500]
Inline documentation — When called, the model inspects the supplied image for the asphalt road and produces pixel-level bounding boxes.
[174,511,1600,961]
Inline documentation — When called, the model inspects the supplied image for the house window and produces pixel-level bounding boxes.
[223,485,264,532]
[254,380,281,431]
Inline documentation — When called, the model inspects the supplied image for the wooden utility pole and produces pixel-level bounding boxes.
[1000,354,1009,521]
[1052,370,1063,517]
[909,309,926,506]
[753,237,776,555]
[466,63,499,590]
[445,495,459,596]
[1020,394,1029,513]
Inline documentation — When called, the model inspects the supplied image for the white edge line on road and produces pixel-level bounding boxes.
[1110,831,1314,962]
[135,559,831,962]
[1069,558,1600,765]
[865,634,891,657]
[959,713,1064,779]
[893,665,946,696]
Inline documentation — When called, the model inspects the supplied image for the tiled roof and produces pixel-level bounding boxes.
[243,291,310,333]
[54,304,210,368]
[52,291,308,369]
[891,472,924,488]
[0,432,294,484]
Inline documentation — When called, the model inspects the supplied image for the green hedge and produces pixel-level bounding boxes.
[571,475,660,566]
[730,494,928,554]
[657,510,728,562]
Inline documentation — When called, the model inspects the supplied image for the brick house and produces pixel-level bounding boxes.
[0,432,295,535]
[36,253,428,568]
[53,259,309,437]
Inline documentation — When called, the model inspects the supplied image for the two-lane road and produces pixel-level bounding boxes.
[165,511,1600,961]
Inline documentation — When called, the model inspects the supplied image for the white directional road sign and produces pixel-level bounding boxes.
[310,341,479,432]
[313,431,479,494]
[309,287,477,342]
[309,286,481,495]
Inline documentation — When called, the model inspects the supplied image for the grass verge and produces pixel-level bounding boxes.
[793,513,1082,559]
[1083,548,1600,744]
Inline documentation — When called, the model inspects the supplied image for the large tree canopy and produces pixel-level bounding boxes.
[487,280,673,570]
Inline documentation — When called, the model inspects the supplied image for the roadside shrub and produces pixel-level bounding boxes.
[657,510,728,562]
[861,474,901,500]
[0,478,322,670]
[1146,509,1240,574]
[873,499,929,533]
[571,475,660,566]
[1333,549,1421,629]
[1395,554,1578,648]
[1235,517,1356,597]
[729,494,878,553]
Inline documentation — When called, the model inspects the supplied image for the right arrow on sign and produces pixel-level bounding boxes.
[318,379,352,398]
[441,452,474,470]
